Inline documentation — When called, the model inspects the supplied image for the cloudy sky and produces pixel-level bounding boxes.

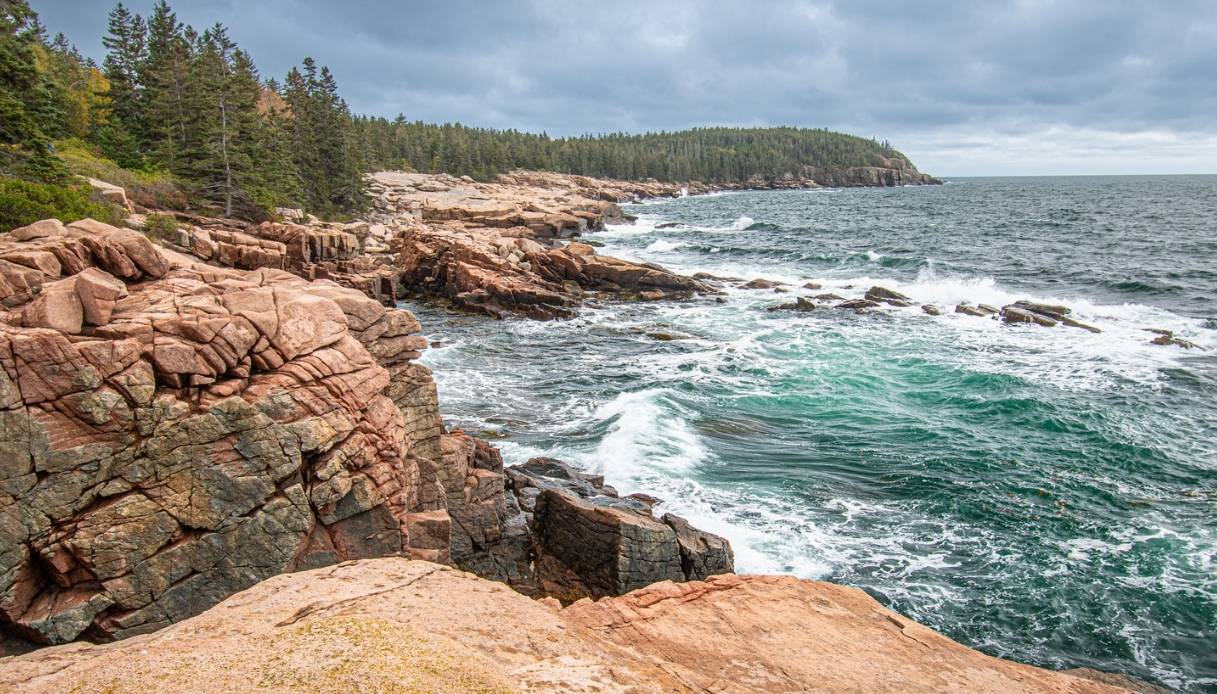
[32,1,1217,176]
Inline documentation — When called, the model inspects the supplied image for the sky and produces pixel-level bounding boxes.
[30,0,1217,177]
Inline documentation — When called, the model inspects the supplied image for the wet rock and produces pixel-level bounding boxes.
[655,221,684,229]
[802,281,822,290]
[864,285,913,307]
[977,304,1000,315]
[955,303,988,317]
[835,298,880,311]
[1060,316,1102,333]
[1151,333,1200,349]
[921,304,942,316]
[814,292,844,302]
[1001,306,1057,327]
[769,297,817,312]
[1013,300,1071,317]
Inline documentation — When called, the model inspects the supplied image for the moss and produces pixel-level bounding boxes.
[0,176,122,230]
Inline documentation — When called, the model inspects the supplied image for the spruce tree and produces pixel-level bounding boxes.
[141,0,191,168]
[100,2,146,167]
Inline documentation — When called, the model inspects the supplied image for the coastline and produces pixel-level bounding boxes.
[0,168,1168,692]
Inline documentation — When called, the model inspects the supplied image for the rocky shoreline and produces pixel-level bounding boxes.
[0,168,1161,692]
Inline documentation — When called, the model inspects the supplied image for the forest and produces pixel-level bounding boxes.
[2,0,914,222]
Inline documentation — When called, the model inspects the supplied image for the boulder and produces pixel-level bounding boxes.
[8,218,66,242]
[84,177,132,211]
[73,267,127,326]
[921,304,942,316]
[955,303,988,317]
[507,457,733,603]
[1151,334,1200,349]
[532,489,685,602]
[20,277,83,333]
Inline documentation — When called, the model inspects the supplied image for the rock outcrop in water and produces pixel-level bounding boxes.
[0,558,1137,693]
[373,172,712,319]
[0,216,731,653]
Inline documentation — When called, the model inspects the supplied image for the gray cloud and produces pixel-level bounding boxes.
[30,0,1217,175]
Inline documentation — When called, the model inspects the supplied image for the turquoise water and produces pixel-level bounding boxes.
[407,176,1217,690]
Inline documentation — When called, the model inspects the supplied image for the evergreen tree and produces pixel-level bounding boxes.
[141,0,190,168]
[100,2,146,167]
[0,0,67,180]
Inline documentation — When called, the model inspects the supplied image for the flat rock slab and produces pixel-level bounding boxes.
[0,558,1140,693]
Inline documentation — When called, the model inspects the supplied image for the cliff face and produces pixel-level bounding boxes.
[0,558,1135,693]
[0,218,445,646]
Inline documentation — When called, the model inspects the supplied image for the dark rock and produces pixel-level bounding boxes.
[505,457,734,603]
[921,304,942,316]
[835,298,880,311]
[802,282,822,290]
[814,293,844,302]
[662,513,734,581]
[769,297,817,312]
[532,489,684,602]
[655,221,684,229]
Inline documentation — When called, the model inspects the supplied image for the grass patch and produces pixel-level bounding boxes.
[55,139,189,211]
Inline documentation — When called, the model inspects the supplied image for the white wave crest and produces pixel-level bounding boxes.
[581,389,707,478]
[645,239,685,252]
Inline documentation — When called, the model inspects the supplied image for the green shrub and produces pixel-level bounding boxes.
[55,139,189,211]
[0,176,123,230]
[143,213,179,243]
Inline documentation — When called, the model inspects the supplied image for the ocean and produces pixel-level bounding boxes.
[405,175,1217,690]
